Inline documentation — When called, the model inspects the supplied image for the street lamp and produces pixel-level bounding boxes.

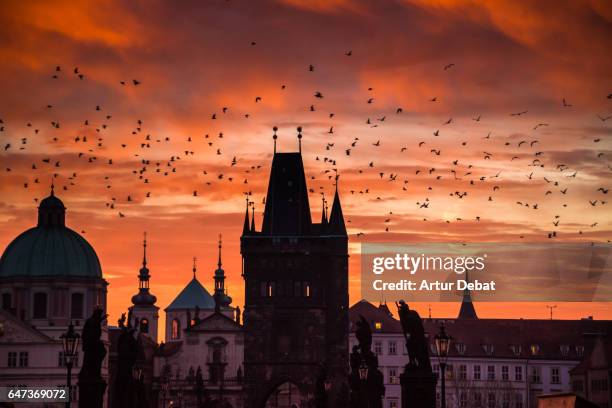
[60,322,80,408]
[434,324,452,408]
[358,360,369,381]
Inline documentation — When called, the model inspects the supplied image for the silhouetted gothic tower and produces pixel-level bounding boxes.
[241,128,349,407]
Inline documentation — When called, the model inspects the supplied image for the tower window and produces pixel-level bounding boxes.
[140,318,149,334]
[33,292,47,319]
[71,293,84,319]
[304,282,311,297]
[171,318,181,339]
[267,282,274,297]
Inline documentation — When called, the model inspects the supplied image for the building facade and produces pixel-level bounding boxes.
[240,135,349,407]
[350,299,612,408]
[0,187,109,406]
[112,234,244,407]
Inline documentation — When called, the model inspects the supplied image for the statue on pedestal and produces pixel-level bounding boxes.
[396,300,436,408]
[78,308,108,408]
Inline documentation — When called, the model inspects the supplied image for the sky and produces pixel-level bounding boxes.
[0,0,611,338]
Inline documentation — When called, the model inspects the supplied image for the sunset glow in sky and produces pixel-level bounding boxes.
[1,0,611,336]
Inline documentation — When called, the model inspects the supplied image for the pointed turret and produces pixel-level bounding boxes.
[242,197,250,236]
[250,204,256,232]
[328,179,347,236]
[321,196,328,225]
[458,271,478,319]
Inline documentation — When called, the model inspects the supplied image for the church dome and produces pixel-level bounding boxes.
[0,188,102,279]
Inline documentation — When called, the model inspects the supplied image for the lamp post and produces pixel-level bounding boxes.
[434,324,451,408]
[358,360,369,382]
[358,359,369,407]
[60,322,80,408]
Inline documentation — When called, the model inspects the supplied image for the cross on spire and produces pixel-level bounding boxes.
[217,234,223,269]
[142,231,148,267]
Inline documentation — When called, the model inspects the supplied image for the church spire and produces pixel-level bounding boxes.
[242,197,250,236]
[250,203,256,232]
[142,231,148,269]
[192,257,197,279]
[321,195,328,224]
[458,271,478,319]
[214,234,232,312]
[328,176,347,235]
[217,234,222,269]
[131,232,157,307]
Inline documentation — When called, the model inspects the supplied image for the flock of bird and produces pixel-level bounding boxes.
[0,51,611,244]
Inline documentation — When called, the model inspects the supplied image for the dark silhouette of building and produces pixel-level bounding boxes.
[241,129,349,407]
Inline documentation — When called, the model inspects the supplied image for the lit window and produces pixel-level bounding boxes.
[267,282,274,297]
[140,318,149,334]
[171,319,181,339]
[530,344,540,356]
[388,367,398,384]
[375,322,382,330]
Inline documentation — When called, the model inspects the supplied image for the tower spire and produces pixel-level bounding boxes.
[131,233,157,307]
[297,126,302,153]
[458,270,478,319]
[142,231,147,267]
[321,195,327,224]
[242,196,250,235]
[328,175,347,235]
[250,203,256,232]
[273,126,278,154]
[217,234,222,269]
[192,257,197,279]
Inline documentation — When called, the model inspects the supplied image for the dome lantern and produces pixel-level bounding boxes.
[37,184,66,227]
